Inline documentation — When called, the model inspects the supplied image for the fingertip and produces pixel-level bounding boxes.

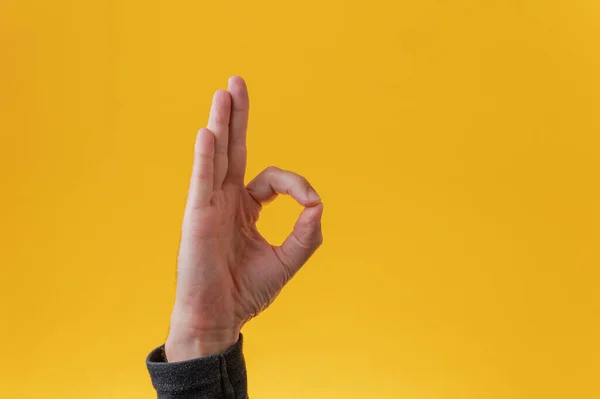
[303,202,324,223]
[299,203,324,245]
[196,127,215,150]
[212,89,232,106]
[313,201,324,219]
[197,127,213,138]
[228,75,245,87]
[228,76,248,97]
[307,187,321,204]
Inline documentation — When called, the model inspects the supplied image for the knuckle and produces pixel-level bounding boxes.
[194,169,212,180]
[293,233,312,250]
[315,233,324,246]
[214,113,230,125]
[195,148,214,159]
[264,165,280,174]
[297,175,310,187]
[214,146,228,157]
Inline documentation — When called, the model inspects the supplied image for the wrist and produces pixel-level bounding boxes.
[165,330,239,361]
[165,312,240,361]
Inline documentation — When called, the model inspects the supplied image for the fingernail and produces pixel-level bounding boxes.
[228,76,238,88]
[307,188,321,203]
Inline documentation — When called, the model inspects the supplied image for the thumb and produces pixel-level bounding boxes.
[274,202,324,278]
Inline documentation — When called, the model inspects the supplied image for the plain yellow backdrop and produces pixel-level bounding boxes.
[1,1,599,398]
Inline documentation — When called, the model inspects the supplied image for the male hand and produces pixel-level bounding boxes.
[165,77,324,361]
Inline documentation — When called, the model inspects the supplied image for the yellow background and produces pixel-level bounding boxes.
[1,1,599,398]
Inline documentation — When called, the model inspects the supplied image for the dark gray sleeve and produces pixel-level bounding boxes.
[146,334,248,399]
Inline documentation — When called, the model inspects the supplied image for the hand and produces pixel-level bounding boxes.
[165,77,324,361]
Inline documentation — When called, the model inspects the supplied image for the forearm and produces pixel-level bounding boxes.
[146,334,248,399]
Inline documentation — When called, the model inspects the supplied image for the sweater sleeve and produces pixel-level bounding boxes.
[146,334,248,399]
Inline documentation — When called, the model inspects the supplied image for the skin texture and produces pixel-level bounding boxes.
[165,76,324,361]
